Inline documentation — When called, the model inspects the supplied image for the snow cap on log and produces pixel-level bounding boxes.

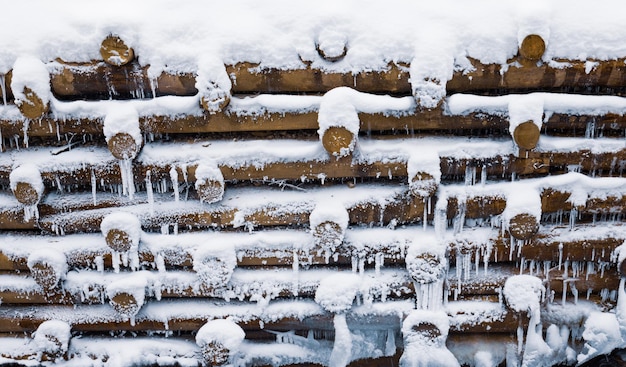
[194,161,225,204]
[406,234,448,284]
[193,243,237,289]
[502,275,544,317]
[577,311,623,364]
[10,56,50,119]
[9,163,44,206]
[615,242,626,276]
[100,212,142,253]
[196,319,245,366]
[318,87,360,158]
[516,3,549,63]
[32,320,71,359]
[502,184,541,240]
[310,199,349,251]
[27,249,68,291]
[400,310,459,367]
[508,95,543,151]
[407,151,441,197]
[409,31,454,110]
[103,105,142,160]
[106,275,147,321]
[316,28,348,62]
[315,272,360,313]
[197,56,232,113]
[100,35,135,66]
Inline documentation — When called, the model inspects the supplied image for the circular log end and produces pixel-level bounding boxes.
[513,121,540,150]
[409,172,438,197]
[316,43,348,62]
[519,34,546,62]
[31,263,60,290]
[196,179,225,204]
[406,252,445,283]
[508,213,539,240]
[321,126,356,158]
[200,93,230,114]
[13,181,41,205]
[18,86,48,119]
[411,322,442,340]
[313,221,344,249]
[200,341,230,366]
[100,35,134,66]
[105,228,133,252]
[110,292,139,316]
[107,132,141,160]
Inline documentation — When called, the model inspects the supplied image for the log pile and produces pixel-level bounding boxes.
[0,30,625,367]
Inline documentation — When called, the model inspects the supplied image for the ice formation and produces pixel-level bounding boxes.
[406,151,441,197]
[406,234,447,310]
[399,310,459,367]
[196,319,245,365]
[194,161,225,204]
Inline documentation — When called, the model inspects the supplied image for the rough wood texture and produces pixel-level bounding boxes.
[16,86,48,119]
[513,121,540,150]
[100,35,135,66]
[519,34,546,62]
[107,132,142,160]
[508,213,540,240]
[12,182,40,206]
[321,126,356,157]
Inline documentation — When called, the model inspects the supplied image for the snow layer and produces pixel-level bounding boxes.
[502,275,544,316]
[27,249,68,283]
[577,311,624,364]
[400,310,460,367]
[102,104,142,147]
[32,320,72,356]
[9,163,44,200]
[310,200,349,240]
[100,212,142,251]
[10,56,51,106]
[193,243,237,288]
[315,273,360,313]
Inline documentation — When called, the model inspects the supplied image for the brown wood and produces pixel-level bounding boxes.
[513,121,540,150]
[16,86,48,119]
[519,35,546,62]
[508,213,540,240]
[321,126,356,157]
[12,182,40,206]
[110,292,141,317]
[104,229,133,252]
[196,180,225,204]
[100,35,134,66]
[107,132,142,160]
[29,263,60,291]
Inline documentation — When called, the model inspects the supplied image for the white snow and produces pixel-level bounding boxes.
[195,56,232,113]
[195,318,245,351]
[194,161,225,204]
[502,275,544,316]
[501,183,542,227]
[192,243,237,288]
[315,273,360,313]
[102,104,142,149]
[106,274,148,322]
[9,163,44,200]
[400,310,460,367]
[406,150,441,197]
[309,199,350,254]
[577,311,624,364]
[99,211,142,252]
[27,249,68,283]
[405,234,447,284]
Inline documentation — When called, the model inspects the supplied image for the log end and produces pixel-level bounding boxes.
[519,34,546,62]
[200,92,231,114]
[196,179,225,204]
[513,121,540,151]
[105,228,134,252]
[409,172,438,197]
[17,86,48,119]
[321,126,356,158]
[200,341,230,366]
[312,221,345,250]
[107,132,142,160]
[316,43,348,62]
[30,263,61,291]
[110,292,140,317]
[406,252,446,284]
[13,181,41,206]
[100,35,135,66]
[508,213,539,240]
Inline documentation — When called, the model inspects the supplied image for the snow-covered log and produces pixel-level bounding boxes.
[103,106,143,160]
[100,35,135,66]
[399,310,459,367]
[193,244,237,289]
[27,249,67,291]
[318,88,360,158]
[196,319,245,366]
[407,152,441,197]
[503,185,541,240]
[197,59,232,114]
[10,57,50,119]
[106,276,147,324]
[194,162,225,204]
[316,29,348,62]
[310,200,349,255]
[100,212,142,253]
[9,164,44,206]
[32,320,71,360]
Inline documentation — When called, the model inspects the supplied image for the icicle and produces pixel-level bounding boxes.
[112,251,120,273]
[423,199,428,231]
[481,164,487,185]
[351,256,358,273]
[414,279,445,311]
[169,166,179,202]
[384,329,396,356]
[22,120,29,148]
[146,170,154,216]
[375,252,383,275]
[329,313,352,367]
[570,282,578,304]
[558,243,563,270]
[292,249,299,296]
[95,256,104,273]
[568,208,577,231]
[119,158,135,200]
[517,325,524,359]
[91,169,97,206]
[358,257,365,276]
[0,74,6,105]
[156,254,166,273]
[23,205,39,222]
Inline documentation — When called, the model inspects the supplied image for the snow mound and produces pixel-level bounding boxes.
[315,273,360,313]
[577,311,624,364]
[196,56,232,113]
[502,184,542,224]
[508,94,544,136]
[400,310,459,367]
[106,274,147,320]
[194,161,225,204]
[316,28,348,61]
[407,151,441,197]
[193,243,237,288]
[502,275,544,316]
[10,56,51,106]
[310,199,349,251]
[27,249,68,286]
[100,212,142,252]
[33,320,71,357]
[405,234,447,284]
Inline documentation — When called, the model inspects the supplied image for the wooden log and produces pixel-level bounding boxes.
[100,35,134,66]
[321,126,356,157]
[194,163,225,204]
[100,212,142,252]
[519,35,546,63]
[508,213,540,240]
[512,120,540,151]
[9,165,44,206]
[12,182,41,206]
[196,319,244,366]
[106,132,142,160]
[16,86,48,119]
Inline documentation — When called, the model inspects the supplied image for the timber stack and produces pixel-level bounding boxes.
[0,3,625,367]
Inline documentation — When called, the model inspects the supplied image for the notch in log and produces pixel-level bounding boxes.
[193,244,237,289]
[10,57,51,119]
[17,86,49,119]
[100,35,135,66]
[32,320,71,361]
[106,277,146,323]
[519,34,546,63]
[200,82,231,114]
[309,201,349,255]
